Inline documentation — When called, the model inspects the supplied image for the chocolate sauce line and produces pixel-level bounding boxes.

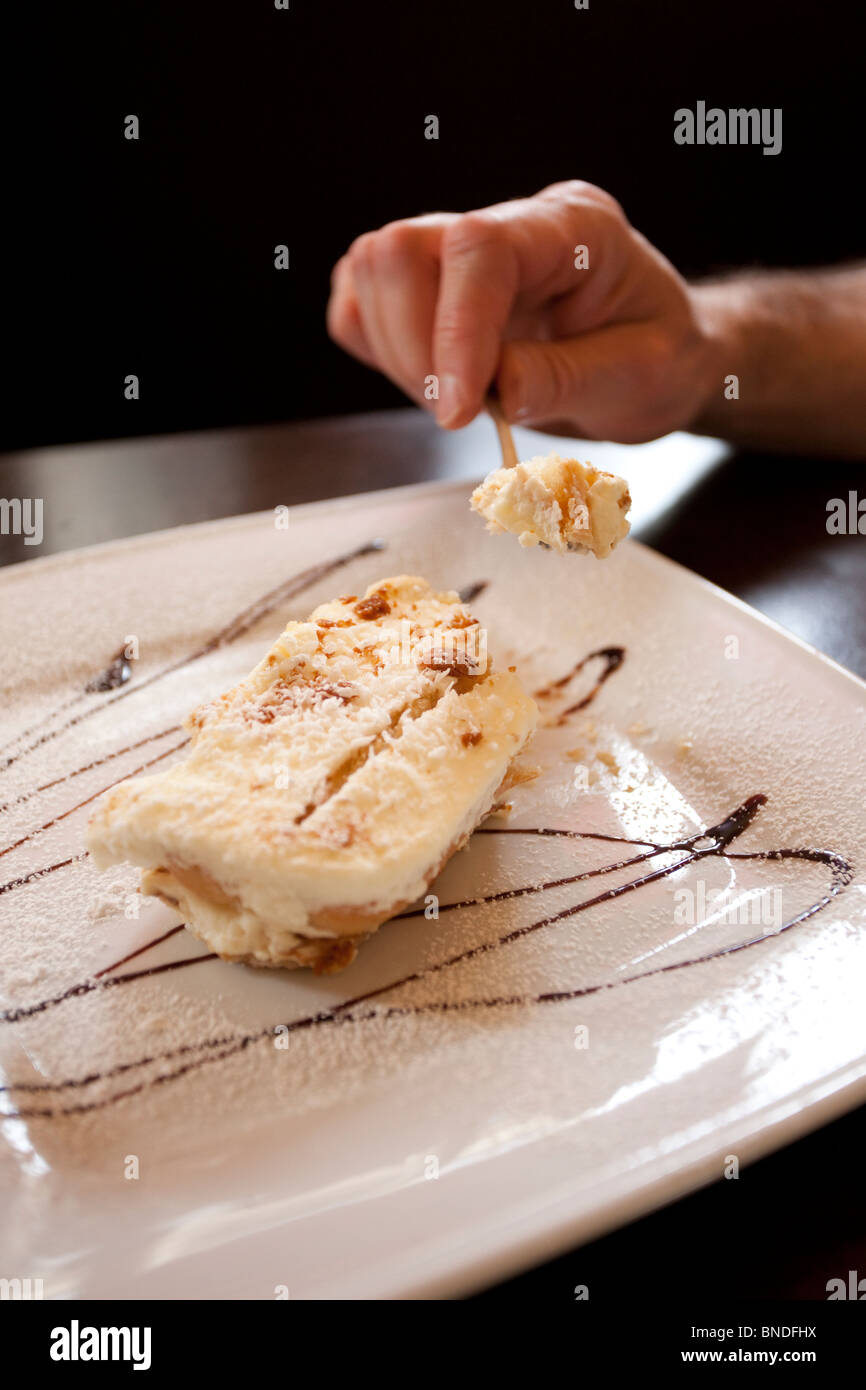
[0,588,613,896]
[0,648,137,767]
[93,923,187,978]
[727,848,848,869]
[346,846,848,1016]
[0,542,388,865]
[85,647,134,694]
[458,581,489,604]
[393,808,769,923]
[2,796,854,1119]
[0,829,673,1026]
[0,951,216,1026]
[534,646,625,720]
[0,587,852,1118]
[2,923,201,1024]
[393,839,683,921]
[7,1033,278,1117]
[338,796,773,1013]
[0,691,88,760]
[0,739,189,862]
[0,649,137,764]
[0,540,384,774]
[478,826,661,848]
[0,853,87,897]
[0,725,184,817]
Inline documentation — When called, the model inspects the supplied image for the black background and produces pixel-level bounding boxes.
[4,0,864,450]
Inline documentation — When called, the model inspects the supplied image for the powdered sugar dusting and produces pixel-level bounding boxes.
[1,487,865,1298]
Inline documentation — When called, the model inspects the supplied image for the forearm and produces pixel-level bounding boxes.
[690,265,866,458]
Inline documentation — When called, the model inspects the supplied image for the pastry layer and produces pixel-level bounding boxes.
[471,453,631,557]
[88,575,538,971]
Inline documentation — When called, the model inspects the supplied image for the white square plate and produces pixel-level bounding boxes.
[1,479,865,1299]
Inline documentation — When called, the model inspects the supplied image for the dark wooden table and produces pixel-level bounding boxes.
[1,409,864,1300]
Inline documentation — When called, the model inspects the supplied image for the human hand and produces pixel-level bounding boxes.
[327,180,720,443]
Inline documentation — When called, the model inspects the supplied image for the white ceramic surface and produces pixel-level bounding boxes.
[1,479,864,1300]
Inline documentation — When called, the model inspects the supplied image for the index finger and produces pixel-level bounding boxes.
[432,213,519,428]
[432,186,624,428]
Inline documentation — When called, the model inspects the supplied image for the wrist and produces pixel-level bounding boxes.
[686,280,750,434]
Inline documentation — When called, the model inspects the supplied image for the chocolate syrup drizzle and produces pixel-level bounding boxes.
[0,737,189,862]
[0,540,385,774]
[1,632,616,880]
[0,852,88,898]
[535,646,625,721]
[0,540,391,881]
[459,580,489,604]
[0,795,852,1119]
[92,923,188,977]
[0,726,183,818]
[85,647,133,694]
[1,577,490,819]
[0,646,134,763]
[0,567,492,886]
[0,550,855,1122]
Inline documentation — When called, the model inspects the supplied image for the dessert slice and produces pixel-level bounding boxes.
[471,453,631,557]
[87,576,537,973]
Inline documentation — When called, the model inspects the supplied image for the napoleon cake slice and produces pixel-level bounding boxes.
[87,575,538,973]
[471,453,631,557]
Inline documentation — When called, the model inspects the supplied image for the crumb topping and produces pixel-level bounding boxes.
[354,590,391,620]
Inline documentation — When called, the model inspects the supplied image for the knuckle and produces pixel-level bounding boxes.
[583,184,625,219]
[373,220,419,265]
[434,304,473,350]
[348,231,378,272]
[442,210,502,258]
[349,220,435,275]
[544,179,625,225]
[542,177,596,201]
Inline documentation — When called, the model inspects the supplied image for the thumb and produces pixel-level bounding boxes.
[496,324,652,435]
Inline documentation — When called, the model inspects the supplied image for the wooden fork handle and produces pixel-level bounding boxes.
[485,394,520,470]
